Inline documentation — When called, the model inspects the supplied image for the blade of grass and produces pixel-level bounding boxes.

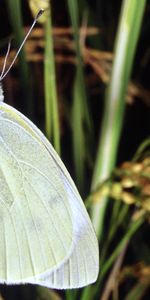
[124,282,149,300]
[67,0,93,190]
[44,32,52,140]
[132,137,150,161]
[91,0,147,238]
[44,7,60,154]
[72,67,86,189]
[5,0,33,117]
[81,203,130,300]
[65,290,78,300]
[100,204,129,269]
[92,217,144,300]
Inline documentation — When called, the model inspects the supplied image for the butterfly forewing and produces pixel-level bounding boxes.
[0,103,73,282]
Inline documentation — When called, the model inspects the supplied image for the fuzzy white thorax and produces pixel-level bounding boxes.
[0,82,4,102]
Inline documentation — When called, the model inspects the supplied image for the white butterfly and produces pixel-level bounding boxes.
[0,10,99,289]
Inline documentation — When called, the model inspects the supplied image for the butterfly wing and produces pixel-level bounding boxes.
[0,103,99,288]
[34,172,99,289]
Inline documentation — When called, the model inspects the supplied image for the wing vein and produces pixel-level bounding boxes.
[0,198,22,281]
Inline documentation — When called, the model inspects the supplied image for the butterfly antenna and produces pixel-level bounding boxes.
[0,9,44,81]
[0,40,11,80]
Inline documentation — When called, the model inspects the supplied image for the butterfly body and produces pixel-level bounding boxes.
[0,82,4,102]
[0,99,99,289]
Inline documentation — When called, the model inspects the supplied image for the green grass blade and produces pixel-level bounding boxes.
[89,217,144,300]
[67,0,79,39]
[124,282,149,300]
[44,11,60,154]
[133,137,150,161]
[67,0,93,190]
[72,67,86,189]
[44,21,53,142]
[91,0,147,237]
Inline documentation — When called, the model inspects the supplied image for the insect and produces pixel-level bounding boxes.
[0,10,99,289]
